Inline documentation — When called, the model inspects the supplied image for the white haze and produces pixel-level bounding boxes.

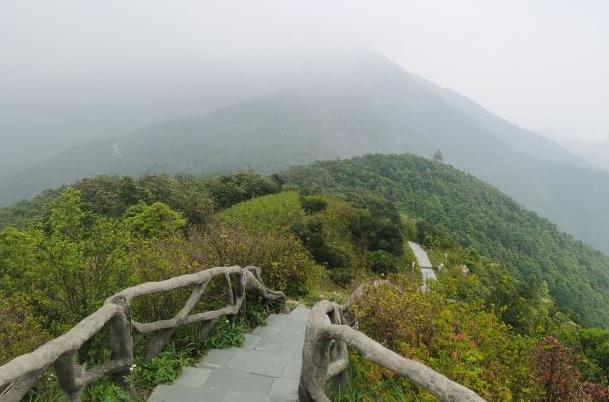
[1,0,608,173]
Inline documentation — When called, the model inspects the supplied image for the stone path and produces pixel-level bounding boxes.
[408,241,437,292]
[149,305,310,402]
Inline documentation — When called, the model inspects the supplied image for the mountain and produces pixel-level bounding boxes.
[281,153,609,328]
[547,135,609,172]
[1,50,609,252]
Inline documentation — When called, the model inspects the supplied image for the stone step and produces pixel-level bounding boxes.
[251,335,303,357]
[288,305,310,322]
[148,384,228,401]
[200,367,274,394]
[265,314,308,330]
[148,306,310,401]
[199,347,298,374]
[149,384,297,402]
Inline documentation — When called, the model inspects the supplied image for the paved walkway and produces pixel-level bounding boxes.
[408,241,437,292]
[149,305,309,402]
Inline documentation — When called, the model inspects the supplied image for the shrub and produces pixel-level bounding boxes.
[350,281,540,400]
[189,222,323,297]
[133,344,194,388]
[0,297,51,365]
[534,337,586,401]
[202,318,246,349]
[124,202,186,238]
[208,172,280,209]
[329,267,355,286]
[368,250,399,274]
[300,195,328,214]
[292,217,349,269]
[349,198,404,257]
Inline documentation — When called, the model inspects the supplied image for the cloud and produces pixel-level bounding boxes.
[1,0,608,171]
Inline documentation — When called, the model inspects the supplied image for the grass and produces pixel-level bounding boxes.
[328,355,427,402]
[218,191,303,233]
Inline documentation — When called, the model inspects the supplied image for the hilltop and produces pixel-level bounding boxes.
[281,153,609,328]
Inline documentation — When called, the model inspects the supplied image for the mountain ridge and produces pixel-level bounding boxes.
[1,50,608,252]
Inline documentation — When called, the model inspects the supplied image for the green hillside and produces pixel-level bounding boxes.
[2,51,609,254]
[5,164,609,399]
[281,153,609,328]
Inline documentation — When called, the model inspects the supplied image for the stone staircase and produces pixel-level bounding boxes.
[149,305,310,402]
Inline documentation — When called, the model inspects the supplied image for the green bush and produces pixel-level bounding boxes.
[350,281,540,401]
[133,344,194,388]
[300,195,328,214]
[202,318,246,349]
[329,267,355,286]
[368,250,399,274]
[189,222,323,297]
[208,172,280,209]
[0,296,51,365]
[348,198,404,257]
[124,202,186,238]
[292,217,348,269]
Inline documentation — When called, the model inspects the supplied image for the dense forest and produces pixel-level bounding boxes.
[281,153,609,328]
[3,155,609,400]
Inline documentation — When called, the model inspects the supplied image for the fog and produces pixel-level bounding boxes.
[2,0,608,173]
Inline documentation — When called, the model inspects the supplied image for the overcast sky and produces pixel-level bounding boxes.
[1,0,608,171]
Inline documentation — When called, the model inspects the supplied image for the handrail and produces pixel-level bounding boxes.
[298,284,486,402]
[0,265,285,402]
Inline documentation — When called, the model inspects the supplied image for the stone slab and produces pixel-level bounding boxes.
[269,377,299,399]
[173,367,212,388]
[224,390,273,402]
[242,333,262,349]
[252,325,281,337]
[198,347,237,368]
[266,315,307,330]
[226,349,289,377]
[281,359,302,379]
[202,368,274,394]
[148,384,227,401]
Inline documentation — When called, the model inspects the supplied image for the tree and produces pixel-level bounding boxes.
[125,202,186,238]
[41,188,133,326]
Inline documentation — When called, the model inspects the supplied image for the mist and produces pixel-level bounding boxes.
[1,0,609,173]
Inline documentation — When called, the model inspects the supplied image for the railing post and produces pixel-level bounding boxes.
[108,296,133,387]
[54,351,83,402]
[328,306,348,389]
[144,281,209,359]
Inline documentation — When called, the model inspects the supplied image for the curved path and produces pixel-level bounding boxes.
[149,306,310,402]
[408,241,437,292]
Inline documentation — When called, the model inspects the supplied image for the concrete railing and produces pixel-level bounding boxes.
[298,283,486,402]
[0,266,285,402]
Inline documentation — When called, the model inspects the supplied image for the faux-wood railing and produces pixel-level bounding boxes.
[0,265,285,402]
[298,283,487,402]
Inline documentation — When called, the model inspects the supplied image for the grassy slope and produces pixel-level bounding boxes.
[218,191,418,287]
[217,191,304,233]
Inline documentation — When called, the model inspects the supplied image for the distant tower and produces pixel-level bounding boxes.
[432,149,443,162]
